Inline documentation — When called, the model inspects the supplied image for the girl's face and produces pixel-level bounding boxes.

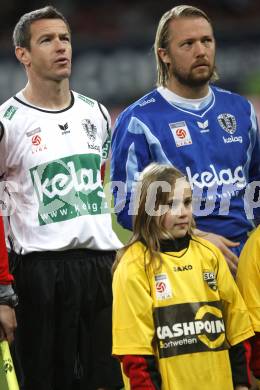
[161,178,192,238]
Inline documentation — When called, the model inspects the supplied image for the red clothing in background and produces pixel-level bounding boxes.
[0,216,13,284]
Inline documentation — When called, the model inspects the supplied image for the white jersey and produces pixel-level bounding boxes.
[0,91,122,254]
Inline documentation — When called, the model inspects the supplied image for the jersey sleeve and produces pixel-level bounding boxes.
[229,341,251,387]
[120,355,161,390]
[111,112,151,230]
[236,229,260,332]
[112,247,155,356]
[0,119,14,285]
[250,333,260,379]
[98,103,111,164]
[0,121,7,179]
[96,102,111,182]
[213,246,254,345]
[0,216,13,285]
[247,102,260,221]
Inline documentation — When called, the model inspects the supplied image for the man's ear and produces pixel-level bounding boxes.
[157,48,171,65]
[15,47,31,67]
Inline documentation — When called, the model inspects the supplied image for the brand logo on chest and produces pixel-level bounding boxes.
[197,120,210,133]
[173,265,193,272]
[58,123,70,135]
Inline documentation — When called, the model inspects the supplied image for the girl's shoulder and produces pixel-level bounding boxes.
[190,235,223,259]
[128,240,147,253]
[119,241,148,266]
[114,241,151,283]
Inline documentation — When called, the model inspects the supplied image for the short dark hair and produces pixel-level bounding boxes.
[13,5,70,49]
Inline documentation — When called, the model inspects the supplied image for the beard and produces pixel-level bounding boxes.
[171,61,216,88]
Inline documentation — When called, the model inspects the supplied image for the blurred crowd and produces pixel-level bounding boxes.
[0,0,260,108]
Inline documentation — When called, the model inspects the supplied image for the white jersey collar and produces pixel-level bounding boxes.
[157,86,213,111]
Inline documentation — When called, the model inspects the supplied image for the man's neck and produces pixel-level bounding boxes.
[166,78,210,99]
[22,79,71,110]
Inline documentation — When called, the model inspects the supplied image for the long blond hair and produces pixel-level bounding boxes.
[112,163,194,273]
[154,5,218,87]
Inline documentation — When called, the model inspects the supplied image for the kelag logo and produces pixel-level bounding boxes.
[30,153,108,225]
[154,301,228,358]
[186,164,246,190]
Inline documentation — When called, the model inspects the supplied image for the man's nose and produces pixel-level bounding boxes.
[194,41,206,56]
[54,38,66,51]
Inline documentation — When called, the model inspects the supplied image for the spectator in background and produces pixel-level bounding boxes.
[111,4,260,273]
[0,216,17,344]
[0,6,122,390]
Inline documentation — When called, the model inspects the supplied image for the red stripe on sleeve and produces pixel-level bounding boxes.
[0,216,13,284]
[251,333,260,378]
[244,339,252,385]
[101,163,106,183]
[121,355,158,389]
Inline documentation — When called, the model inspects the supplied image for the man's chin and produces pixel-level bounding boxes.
[54,69,71,81]
[190,70,214,85]
[175,72,212,88]
[186,77,211,88]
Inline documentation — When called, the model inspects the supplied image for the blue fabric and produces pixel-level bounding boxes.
[111,86,260,242]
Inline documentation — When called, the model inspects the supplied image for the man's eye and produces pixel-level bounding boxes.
[202,38,213,46]
[182,41,192,47]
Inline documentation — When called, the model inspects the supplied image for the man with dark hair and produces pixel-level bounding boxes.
[13,6,70,49]
[0,6,122,390]
[111,4,260,273]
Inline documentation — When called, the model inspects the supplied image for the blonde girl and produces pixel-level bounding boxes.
[112,163,253,390]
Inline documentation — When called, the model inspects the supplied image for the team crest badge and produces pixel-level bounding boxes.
[203,270,218,291]
[169,121,192,147]
[217,113,237,134]
[82,119,97,142]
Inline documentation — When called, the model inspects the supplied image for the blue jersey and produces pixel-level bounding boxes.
[111,86,260,242]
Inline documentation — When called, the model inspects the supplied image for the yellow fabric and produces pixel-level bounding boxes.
[113,236,254,390]
[237,226,260,332]
[0,341,19,390]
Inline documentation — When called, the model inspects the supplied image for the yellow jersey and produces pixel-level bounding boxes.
[237,226,260,332]
[113,235,254,390]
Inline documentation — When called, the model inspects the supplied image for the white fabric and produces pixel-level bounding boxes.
[0,91,122,253]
